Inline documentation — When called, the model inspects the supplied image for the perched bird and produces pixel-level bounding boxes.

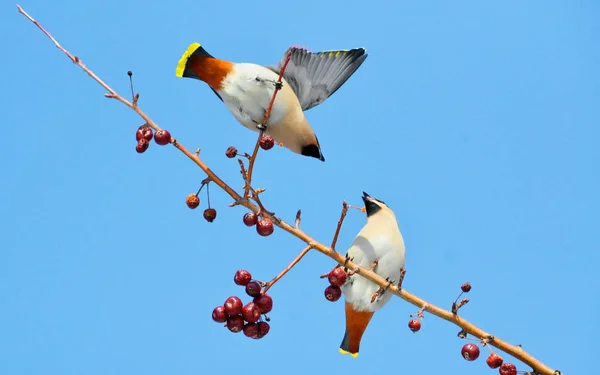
[175,43,368,161]
[339,192,406,358]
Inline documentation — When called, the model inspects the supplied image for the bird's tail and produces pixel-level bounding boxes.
[175,42,213,79]
[339,302,374,358]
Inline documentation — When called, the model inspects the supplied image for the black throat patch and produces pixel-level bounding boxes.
[301,144,325,161]
[364,200,382,217]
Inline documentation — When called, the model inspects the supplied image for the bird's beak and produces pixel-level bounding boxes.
[361,191,373,204]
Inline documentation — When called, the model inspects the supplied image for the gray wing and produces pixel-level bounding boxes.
[268,47,368,111]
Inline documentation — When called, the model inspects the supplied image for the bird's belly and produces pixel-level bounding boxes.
[341,238,405,312]
[219,64,290,132]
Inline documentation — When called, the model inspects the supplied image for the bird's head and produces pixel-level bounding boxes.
[361,191,393,218]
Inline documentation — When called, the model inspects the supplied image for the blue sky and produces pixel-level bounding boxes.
[1,1,598,374]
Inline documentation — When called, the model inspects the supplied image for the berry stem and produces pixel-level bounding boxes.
[206,181,211,208]
[18,7,560,375]
[262,245,312,293]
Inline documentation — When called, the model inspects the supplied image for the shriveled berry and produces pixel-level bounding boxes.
[461,343,480,361]
[324,285,342,302]
[499,363,517,375]
[253,294,273,314]
[486,353,503,369]
[256,218,274,236]
[243,323,259,338]
[234,270,252,286]
[203,208,217,222]
[408,319,421,332]
[243,212,258,227]
[136,138,149,153]
[154,129,171,145]
[461,282,472,293]
[241,302,261,323]
[212,306,227,323]
[259,135,275,150]
[226,316,244,333]
[135,124,153,142]
[245,281,261,297]
[327,267,347,287]
[225,146,238,158]
[186,194,200,209]
[256,321,270,338]
[224,296,243,316]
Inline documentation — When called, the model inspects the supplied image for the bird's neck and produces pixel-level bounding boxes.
[188,56,234,91]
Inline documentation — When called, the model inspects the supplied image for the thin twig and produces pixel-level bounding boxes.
[17,7,560,375]
[262,245,312,293]
[331,201,349,250]
[243,51,292,198]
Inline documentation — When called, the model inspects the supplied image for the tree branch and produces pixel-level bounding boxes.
[16,5,561,375]
[262,245,312,293]
[331,200,349,250]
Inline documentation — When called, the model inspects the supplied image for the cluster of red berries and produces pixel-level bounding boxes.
[135,124,171,153]
[322,267,347,302]
[212,270,272,339]
[460,343,517,375]
[243,212,274,237]
[224,135,275,160]
[186,193,217,223]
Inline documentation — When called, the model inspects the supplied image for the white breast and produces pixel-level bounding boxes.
[341,219,406,312]
[217,63,292,131]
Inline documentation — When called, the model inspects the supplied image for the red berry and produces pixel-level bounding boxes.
[408,319,421,332]
[243,212,258,227]
[223,296,243,316]
[136,138,149,153]
[461,282,472,293]
[256,321,270,338]
[256,218,274,236]
[324,285,342,302]
[241,302,261,323]
[245,281,261,297]
[253,294,273,314]
[211,306,227,323]
[186,194,200,209]
[135,124,153,142]
[259,135,274,150]
[461,343,480,361]
[499,363,517,375]
[243,323,259,338]
[486,353,503,369]
[234,270,252,286]
[226,316,244,333]
[203,208,217,222]
[154,129,171,145]
[327,267,347,287]
[225,146,238,158]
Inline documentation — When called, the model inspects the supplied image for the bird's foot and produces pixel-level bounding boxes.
[397,268,407,290]
[370,259,379,271]
[343,253,358,276]
[370,277,395,303]
[256,123,267,131]
[274,81,283,90]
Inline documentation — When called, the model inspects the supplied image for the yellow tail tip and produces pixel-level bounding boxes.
[339,348,359,358]
[175,42,201,78]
